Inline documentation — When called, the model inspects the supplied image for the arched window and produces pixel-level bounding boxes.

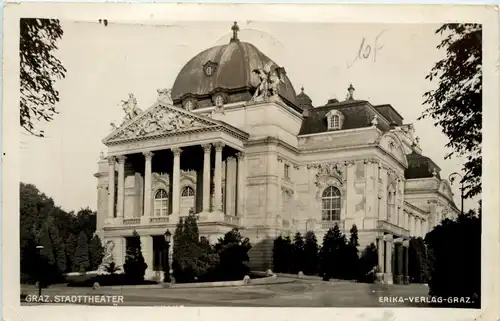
[181,186,195,197]
[321,186,341,221]
[154,189,169,216]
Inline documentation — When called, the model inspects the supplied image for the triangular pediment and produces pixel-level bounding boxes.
[103,102,220,145]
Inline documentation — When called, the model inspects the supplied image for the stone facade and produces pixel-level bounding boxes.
[94,26,459,283]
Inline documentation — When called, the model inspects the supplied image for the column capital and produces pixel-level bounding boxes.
[107,156,116,165]
[227,156,235,162]
[236,152,245,160]
[202,144,212,153]
[116,155,127,164]
[394,237,404,244]
[402,239,410,247]
[143,151,154,160]
[383,234,393,242]
[171,147,183,156]
[214,142,225,152]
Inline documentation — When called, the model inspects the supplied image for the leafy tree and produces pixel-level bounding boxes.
[47,217,66,274]
[73,231,90,273]
[213,229,251,281]
[303,231,319,275]
[425,212,481,307]
[88,234,105,271]
[408,237,429,283]
[65,233,78,272]
[291,232,305,274]
[320,224,347,280]
[357,243,379,283]
[420,24,482,198]
[123,230,148,282]
[20,19,67,137]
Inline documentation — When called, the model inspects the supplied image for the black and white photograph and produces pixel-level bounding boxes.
[3,3,498,320]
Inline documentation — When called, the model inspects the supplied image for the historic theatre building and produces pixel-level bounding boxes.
[95,23,459,284]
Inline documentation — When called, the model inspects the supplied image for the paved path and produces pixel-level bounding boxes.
[21,278,431,307]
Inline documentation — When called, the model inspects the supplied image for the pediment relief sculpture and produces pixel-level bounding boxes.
[108,105,213,141]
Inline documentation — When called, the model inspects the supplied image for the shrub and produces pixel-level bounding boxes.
[73,231,90,273]
[320,224,347,280]
[408,237,429,283]
[88,234,105,271]
[291,232,305,274]
[123,230,147,282]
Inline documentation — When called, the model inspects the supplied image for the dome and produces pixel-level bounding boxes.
[171,23,298,109]
[296,86,313,109]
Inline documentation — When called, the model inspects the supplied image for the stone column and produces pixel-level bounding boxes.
[277,158,283,216]
[403,239,410,284]
[214,142,224,212]
[140,235,153,280]
[202,144,212,213]
[143,151,154,217]
[236,152,245,217]
[377,237,384,273]
[107,156,116,218]
[116,155,126,218]
[394,237,404,284]
[383,234,393,284]
[171,147,182,216]
[226,156,236,216]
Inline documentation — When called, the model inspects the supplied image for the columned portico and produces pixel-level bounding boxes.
[116,155,126,218]
[171,147,182,216]
[214,142,224,212]
[202,144,212,212]
[107,156,116,218]
[143,151,154,218]
[383,234,393,284]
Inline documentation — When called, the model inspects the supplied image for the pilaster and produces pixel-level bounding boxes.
[107,156,116,219]
[236,152,246,217]
[116,155,126,218]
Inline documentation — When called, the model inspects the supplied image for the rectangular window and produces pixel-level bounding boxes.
[284,164,290,179]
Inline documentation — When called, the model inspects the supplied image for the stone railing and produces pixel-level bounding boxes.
[149,217,170,224]
[223,215,241,225]
[377,220,410,238]
[123,218,140,225]
[320,220,343,230]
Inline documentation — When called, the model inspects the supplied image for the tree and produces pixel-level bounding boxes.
[408,237,429,283]
[273,236,293,273]
[123,230,147,282]
[88,234,105,271]
[65,233,78,272]
[291,232,305,274]
[425,212,481,307]
[47,217,66,274]
[73,231,90,273]
[172,213,216,283]
[303,231,319,275]
[20,19,67,137]
[344,225,360,280]
[420,24,482,198]
[320,224,347,280]
[357,243,379,283]
[213,229,252,281]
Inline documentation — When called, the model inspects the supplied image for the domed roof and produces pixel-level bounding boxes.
[171,24,298,108]
[296,86,313,109]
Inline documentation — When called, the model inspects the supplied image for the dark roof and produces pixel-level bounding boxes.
[296,87,313,110]
[171,41,297,107]
[374,104,404,126]
[405,151,442,179]
[298,100,391,135]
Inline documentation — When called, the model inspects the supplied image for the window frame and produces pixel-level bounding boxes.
[153,189,169,217]
[321,186,341,221]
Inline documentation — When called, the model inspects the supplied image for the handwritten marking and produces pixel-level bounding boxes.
[347,30,387,69]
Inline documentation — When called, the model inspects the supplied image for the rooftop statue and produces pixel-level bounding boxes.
[157,88,173,104]
[251,61,285,102]
[121,93,142,121]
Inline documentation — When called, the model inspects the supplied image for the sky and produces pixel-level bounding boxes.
[20,20,480,213]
